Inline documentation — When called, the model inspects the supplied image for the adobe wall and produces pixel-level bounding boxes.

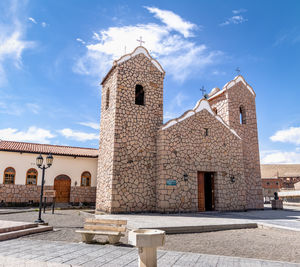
[156,109,246,212]
[0,152,98,186]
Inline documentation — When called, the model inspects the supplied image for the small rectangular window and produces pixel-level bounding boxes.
[105,88,110,110]
[135,85,144,105]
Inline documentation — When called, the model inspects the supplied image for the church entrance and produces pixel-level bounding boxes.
[197,172,215,212]
[54,175,71,203]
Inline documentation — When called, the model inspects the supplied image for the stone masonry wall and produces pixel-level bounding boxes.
[0,184,96,205]
[209,79,263,210]
[0,184,52,204]
[227,82,263,209]
[209,92,229,124]
[69,186,96,204]
[110,53,164,212]
[96,68,118,212]
[157,109,246,212]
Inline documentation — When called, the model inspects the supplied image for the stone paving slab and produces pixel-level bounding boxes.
[0,255,74,267]
[0,239,299,267]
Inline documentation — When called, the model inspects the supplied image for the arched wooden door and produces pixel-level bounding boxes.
[54,175,71,203]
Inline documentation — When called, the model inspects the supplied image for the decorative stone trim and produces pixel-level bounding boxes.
[208,75,255,100]
[161,99,240,139]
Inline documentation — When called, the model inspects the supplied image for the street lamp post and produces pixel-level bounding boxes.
[35,153,53,224]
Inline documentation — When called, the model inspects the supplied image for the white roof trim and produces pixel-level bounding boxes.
[113,46,165,74]
[161,99,241,139]
[208,75,255,100]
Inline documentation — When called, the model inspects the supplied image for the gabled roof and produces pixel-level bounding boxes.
[0,140,98,158]
[101,46,165,85]
[208,75,255,100]
[261,164,300,179]
[161,99,241,139]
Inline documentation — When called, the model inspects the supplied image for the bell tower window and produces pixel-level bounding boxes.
[239,105,246,124]
[135,84,144,106]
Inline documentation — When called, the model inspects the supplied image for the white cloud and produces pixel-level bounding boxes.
[220,15,248,26]
[0,127,55,143]
[274,28,300,47]
[212,70,226,75]
[232,9,247,14]
[28,17,37,24]
[78,122,99,130]
[59,128,99,141]
[270,127,300,145]
[0,2,35,84]
[73,7,220,82]
[0,101,23,115]
[76,38,86,45]
[26,103,40,114]
[28,17,47,28]
[173,92,188,108]
[261,150,300,164]
[163,92,190,122]
[145,6,196,38]
[164,111,178,120]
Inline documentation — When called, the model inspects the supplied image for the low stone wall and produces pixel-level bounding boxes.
[70,186,96,204]
[0,184,96,206]
[0,184,52,205]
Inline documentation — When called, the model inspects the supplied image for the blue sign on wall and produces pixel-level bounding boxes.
[166,179,177,186]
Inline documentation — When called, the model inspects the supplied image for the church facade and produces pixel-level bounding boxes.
[96,46,264,213]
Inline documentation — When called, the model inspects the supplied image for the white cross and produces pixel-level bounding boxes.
[136,36,145,46]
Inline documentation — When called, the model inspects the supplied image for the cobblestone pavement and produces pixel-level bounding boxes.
[0,239,299,267]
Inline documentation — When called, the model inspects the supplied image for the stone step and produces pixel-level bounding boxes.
[0,225,53,241]
[142,222,258,234]
[0,220,38,234]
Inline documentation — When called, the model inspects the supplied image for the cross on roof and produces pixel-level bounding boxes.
[235,67,240,75]
[200,86,206,96]
[136,36,145,46]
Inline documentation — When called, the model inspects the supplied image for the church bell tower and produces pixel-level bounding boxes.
[96,46,165,213]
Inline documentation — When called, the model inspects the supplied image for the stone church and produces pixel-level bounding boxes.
[96,46,264,213]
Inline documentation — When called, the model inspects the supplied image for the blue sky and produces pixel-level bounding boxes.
[0,0,300,164]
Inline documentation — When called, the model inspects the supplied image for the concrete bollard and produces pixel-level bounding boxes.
[271,199,283,210]
[128,229,165,267]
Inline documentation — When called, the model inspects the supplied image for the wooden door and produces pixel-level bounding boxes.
[211,173,215,210]
[197,172,205,211]
[54,175,71,203]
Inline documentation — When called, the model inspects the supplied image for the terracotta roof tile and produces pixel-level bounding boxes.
[0,140,98,158]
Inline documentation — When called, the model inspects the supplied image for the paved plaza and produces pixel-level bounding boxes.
[96,204,300,231]
[0,205,300,266]
[0,239,299,267]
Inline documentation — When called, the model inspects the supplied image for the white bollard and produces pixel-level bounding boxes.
[128,229,165,267]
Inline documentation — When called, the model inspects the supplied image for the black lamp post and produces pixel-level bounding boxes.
[35,153,53,224]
